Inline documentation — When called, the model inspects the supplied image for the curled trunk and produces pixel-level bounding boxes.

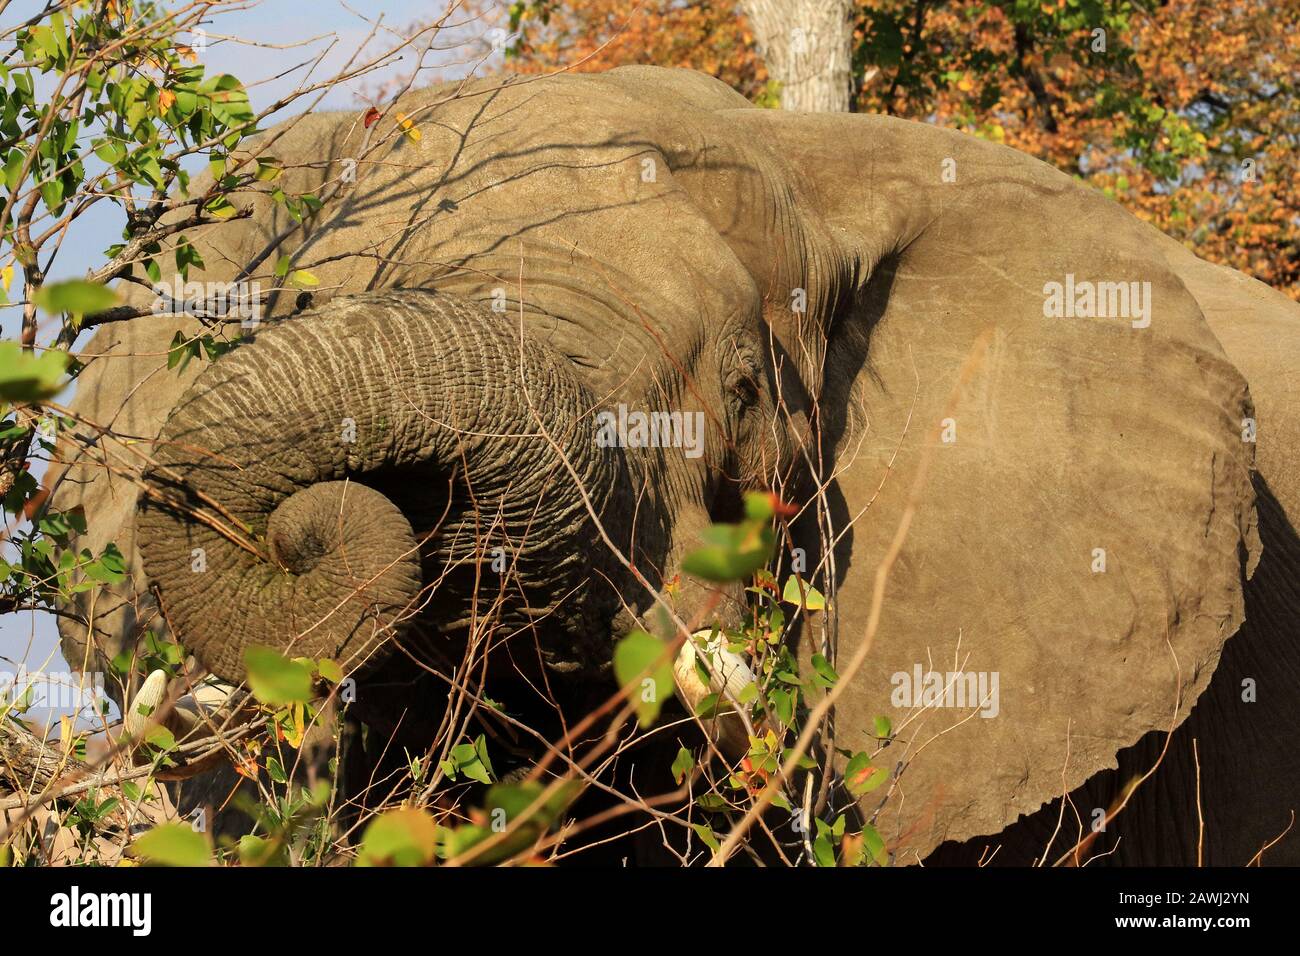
[138,290,628,683]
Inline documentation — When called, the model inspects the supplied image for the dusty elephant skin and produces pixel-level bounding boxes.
[49,66,1299,865]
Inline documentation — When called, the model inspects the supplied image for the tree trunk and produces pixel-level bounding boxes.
[739,0,856,113]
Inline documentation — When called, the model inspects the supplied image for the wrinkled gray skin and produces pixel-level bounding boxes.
[51,67,1299,864]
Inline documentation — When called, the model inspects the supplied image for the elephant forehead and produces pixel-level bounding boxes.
[290,87,764,400]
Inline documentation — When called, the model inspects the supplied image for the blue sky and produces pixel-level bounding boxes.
[1,1,509,730]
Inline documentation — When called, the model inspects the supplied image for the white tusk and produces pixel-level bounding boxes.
[674,630,756,753]
[123,669,168,745]
[123,670,213,747]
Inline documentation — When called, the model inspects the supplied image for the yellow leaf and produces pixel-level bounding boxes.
[282,701,305,748]
[1,264,12,293]
[396,113,422,144]
[158,88,176,110]
[288,269,319,288]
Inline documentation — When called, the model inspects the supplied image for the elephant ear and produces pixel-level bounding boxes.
[722,111,1258,861]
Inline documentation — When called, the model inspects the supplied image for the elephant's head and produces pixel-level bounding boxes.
[62,65,1289,862]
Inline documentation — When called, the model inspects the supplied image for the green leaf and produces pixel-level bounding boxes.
[131,823,211,867]
[612,629,674,726]
[167,331,192,371]
[0,341,71,402]
[144,725,176,752]
[204,195,237,219]
[243,645,313,706]
[93,139,125,165]
[254,158,283,182]
[814,831,837,867]
[768,687,794,725]
[32,279,118,317]
[274,255,290,278]
[742,491,775,522]
[482,779,579,840]
[4,150,26,192]
[845,752,889,795]
[696,793,728,813]
[811,653,839,687]
[287,269,318,288]
[860,823,888,865]
[441,783,579,865]
[83,543,127,584]
[781,575,827,610]
[671,746,695,784]
[873,715,892,739]
[266,756,287,784]
[680,520,774,582]
[442,734,495,784]
[461,735,495,784]
[357,808,438,867]
[694,691,723,720]
[692,823,720,851]
[238,834,286,867]
[316,658,343,684]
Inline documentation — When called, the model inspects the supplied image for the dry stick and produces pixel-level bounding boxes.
[47,431,266,560]
[1247,812,1294,866]
[707,329,994,867]
[761,309,842,820]
[1034,719,1075,867]
[1193,737,1204,867]
[828,645,974,860]
[768,355,915,820]
[1051,634,1185,867]
[407,649,705,837]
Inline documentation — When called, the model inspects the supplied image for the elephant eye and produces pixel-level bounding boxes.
[728,367,760,410]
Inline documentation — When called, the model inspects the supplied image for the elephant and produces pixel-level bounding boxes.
[47,65,1300,865]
